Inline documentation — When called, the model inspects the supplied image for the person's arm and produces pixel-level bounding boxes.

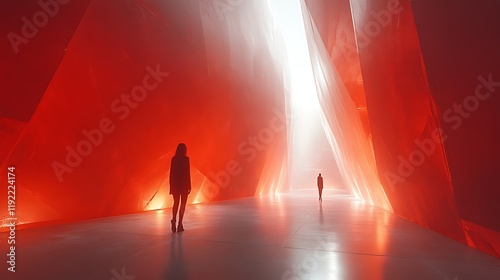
[186,157,191,194]
[169,157,174,194]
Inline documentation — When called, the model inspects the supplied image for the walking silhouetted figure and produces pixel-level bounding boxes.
[317,173,323,201]
[170,143,191,233]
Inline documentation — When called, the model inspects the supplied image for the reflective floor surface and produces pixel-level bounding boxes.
[1,189,499,280]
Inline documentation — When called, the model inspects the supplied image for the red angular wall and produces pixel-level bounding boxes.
[0,0,289,227]
[303,0,500,257]
[1,0,499,259]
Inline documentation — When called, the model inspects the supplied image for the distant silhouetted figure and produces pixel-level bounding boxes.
[317,173,323,201]
[170,143,191,233]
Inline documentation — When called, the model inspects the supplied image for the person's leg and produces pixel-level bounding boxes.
[319,188,323,201]
[178,193,188,231]
[171,194,180,232]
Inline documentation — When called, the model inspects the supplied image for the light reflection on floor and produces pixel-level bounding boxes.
[1,189,499,280]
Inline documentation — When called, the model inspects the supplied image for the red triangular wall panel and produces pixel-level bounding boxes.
[1,0,499,258]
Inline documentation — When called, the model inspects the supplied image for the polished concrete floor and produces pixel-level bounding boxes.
[1,189,500,280]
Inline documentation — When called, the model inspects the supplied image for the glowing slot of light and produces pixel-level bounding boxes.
[145,193,167,211]
[269,0,319,114]
[270,0,338,191]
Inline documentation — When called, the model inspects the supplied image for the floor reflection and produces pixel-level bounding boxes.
[165,233,188,280]
[4,189,500,279]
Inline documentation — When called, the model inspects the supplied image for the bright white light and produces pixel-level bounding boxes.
[269,0,341,190]
[268,0,319,113]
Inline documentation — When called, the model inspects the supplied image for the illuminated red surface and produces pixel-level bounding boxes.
[0,0,288,226]
[304,0,500,257]
[1,0,499,259]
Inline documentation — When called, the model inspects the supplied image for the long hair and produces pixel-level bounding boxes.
[175,143,187,157]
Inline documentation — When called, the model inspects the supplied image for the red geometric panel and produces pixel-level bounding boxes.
[0,0,288,228]
[302,0,392,212]
[410,0,500,256]
[0,0,91,122]
[304,0,500,257]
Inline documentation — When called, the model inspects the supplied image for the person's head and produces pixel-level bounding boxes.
[319,173,321,176]
[175,143,187,156]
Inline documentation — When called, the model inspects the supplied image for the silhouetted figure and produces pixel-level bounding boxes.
[317,173,323,201]
[170,143,191,233]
